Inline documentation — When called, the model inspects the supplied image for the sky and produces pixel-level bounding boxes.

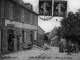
[23,0,80,33]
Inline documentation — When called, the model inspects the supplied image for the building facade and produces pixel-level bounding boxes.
[37,26,44,47]
[48,26,57,39]
[50,36,59,46]
[0,0,38,54]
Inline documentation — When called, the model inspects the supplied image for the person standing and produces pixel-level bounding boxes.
[75,43,79,53]
[59,42,64,53]
[67,41,72,55]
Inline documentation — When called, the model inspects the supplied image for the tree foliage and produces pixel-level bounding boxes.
[60,9,80,42]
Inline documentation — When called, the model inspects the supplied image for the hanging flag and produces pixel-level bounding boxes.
[53,1,67,17]
[39,0,52,16]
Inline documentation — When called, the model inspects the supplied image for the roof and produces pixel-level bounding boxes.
[48,26,57,39]
[38,25,45,32]
[9,0,38,15]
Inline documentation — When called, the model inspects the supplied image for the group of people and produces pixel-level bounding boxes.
[59,41,79,55]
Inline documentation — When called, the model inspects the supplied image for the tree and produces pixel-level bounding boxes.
[60,9,80,43]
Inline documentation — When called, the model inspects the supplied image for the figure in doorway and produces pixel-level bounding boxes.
[67,41,72,55]
[59,42,64,53]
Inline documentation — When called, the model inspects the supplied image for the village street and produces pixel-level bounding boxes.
[0,45,80,60]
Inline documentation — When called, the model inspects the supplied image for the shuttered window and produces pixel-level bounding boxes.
[9,3,13,20]
[1,0,4,18]
[21,10,24,23]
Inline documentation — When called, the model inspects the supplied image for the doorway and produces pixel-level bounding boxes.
[7,30,14,52]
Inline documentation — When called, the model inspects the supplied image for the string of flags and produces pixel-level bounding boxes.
[39,0,67,17]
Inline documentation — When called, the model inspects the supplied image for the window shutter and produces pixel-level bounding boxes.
[9,4,13,20]
[21,10,24,23]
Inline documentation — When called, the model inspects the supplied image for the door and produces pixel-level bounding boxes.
[7,30,14,51]
[0,30,1,53]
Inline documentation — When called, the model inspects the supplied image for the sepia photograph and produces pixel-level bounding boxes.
[0,0,80,60]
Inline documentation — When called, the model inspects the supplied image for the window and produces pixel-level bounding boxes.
[9,3,13,20]
[21,10,24,23]
[1,0,4,18]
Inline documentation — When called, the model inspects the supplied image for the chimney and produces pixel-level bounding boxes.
[25,3,33,10]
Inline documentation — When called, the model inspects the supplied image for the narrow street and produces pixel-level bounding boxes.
[35,47,80,60]
[0,45,80,60]
[0,0,80,60]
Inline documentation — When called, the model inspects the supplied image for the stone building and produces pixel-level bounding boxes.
[50,36,59,46]
[37,26,45,47]
[0,0,38,54]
